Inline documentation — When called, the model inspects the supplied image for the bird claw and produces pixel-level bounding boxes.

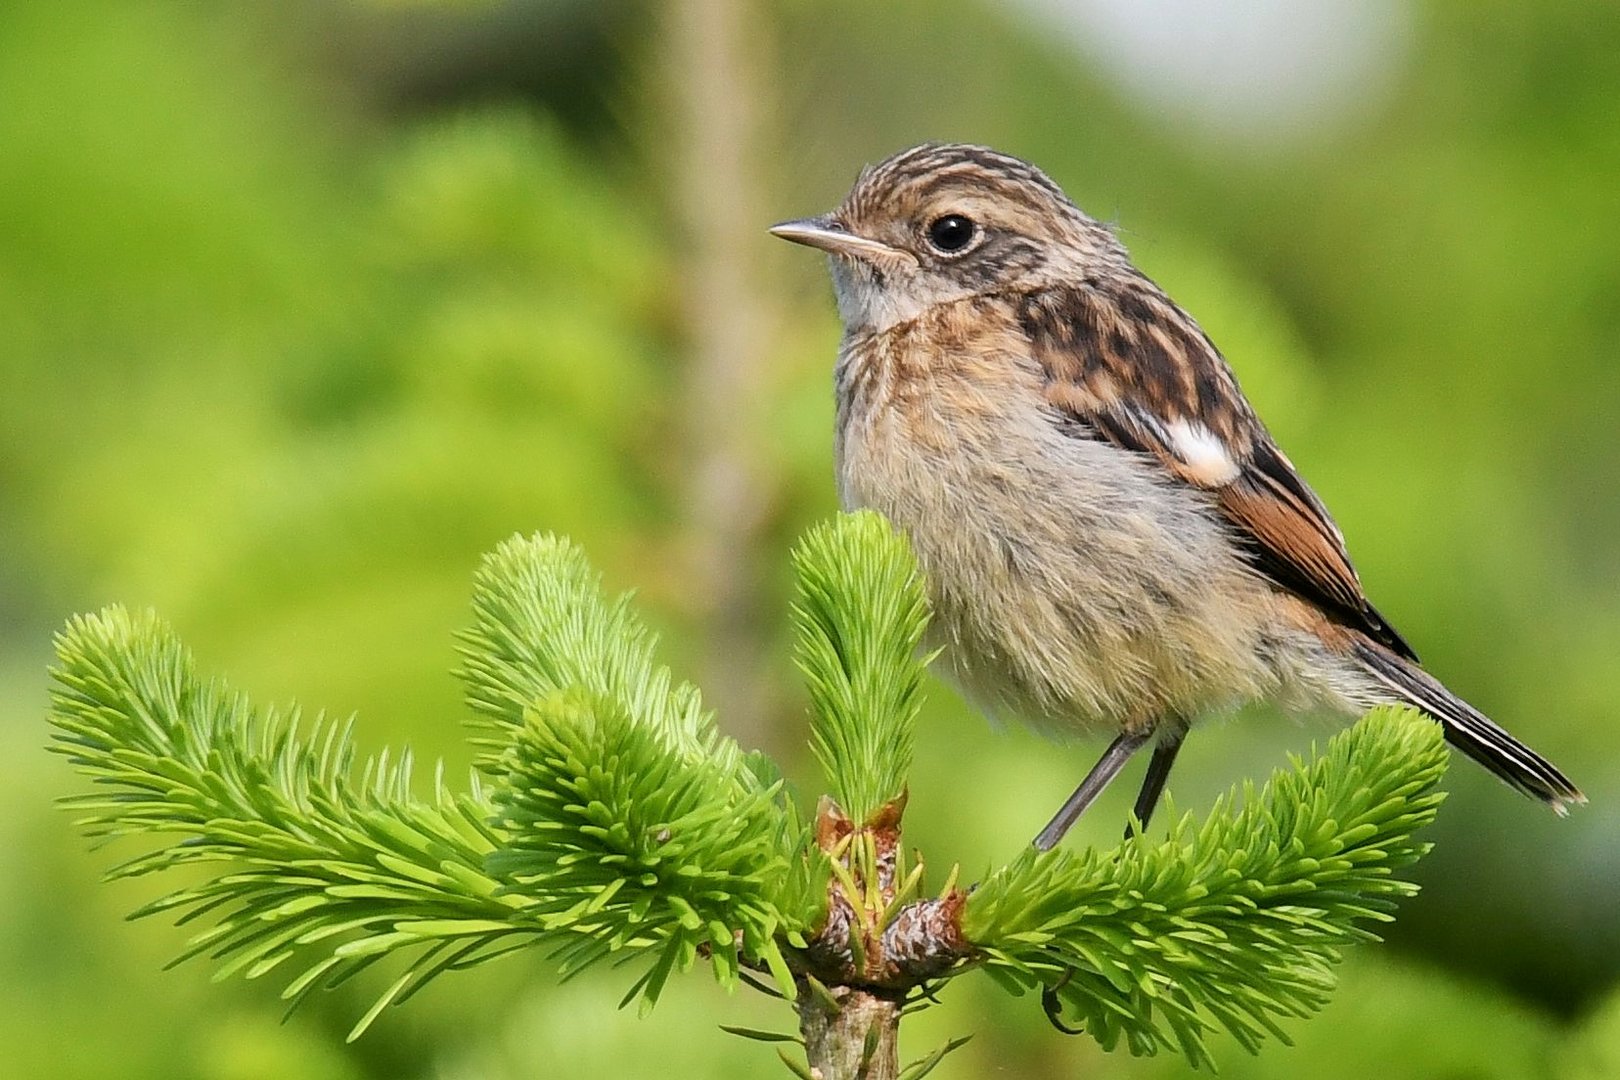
[1041,968,1085,1036]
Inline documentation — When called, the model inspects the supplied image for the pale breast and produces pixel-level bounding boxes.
[834,326,1291,737]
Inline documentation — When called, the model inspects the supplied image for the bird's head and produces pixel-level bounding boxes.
[771,143,1126,334]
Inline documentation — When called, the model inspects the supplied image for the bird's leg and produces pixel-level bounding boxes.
[1032,730,1152,851]
[1123,727,1186,840]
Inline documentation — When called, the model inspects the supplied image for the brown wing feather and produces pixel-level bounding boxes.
[1017,280,1417,661]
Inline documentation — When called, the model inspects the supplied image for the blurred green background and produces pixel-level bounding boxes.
[4,1,1617,1076]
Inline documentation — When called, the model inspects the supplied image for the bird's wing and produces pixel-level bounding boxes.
[1018,280,1416,660]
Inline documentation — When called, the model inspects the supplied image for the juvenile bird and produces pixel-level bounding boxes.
[772,143,1582,849]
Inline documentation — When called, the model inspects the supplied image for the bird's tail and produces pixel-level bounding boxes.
[1353,641,1584,814]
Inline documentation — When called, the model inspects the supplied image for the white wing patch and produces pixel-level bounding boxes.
[1165,418,1241,485]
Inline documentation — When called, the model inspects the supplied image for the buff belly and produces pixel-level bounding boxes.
[836,378,1329,739]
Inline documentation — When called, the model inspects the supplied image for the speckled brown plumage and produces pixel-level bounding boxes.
[1016,277,1417,660]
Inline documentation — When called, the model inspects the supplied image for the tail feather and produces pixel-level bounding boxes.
[1354,641,1584,814]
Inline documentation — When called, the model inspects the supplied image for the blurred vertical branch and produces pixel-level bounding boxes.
[665,0,780,749]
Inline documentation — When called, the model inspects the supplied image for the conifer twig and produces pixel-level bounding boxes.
[47,512,1450,1070]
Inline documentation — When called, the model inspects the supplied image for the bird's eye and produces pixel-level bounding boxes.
[925,214,977,254]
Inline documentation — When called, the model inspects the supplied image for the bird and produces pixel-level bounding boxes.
[770,142,1583,850]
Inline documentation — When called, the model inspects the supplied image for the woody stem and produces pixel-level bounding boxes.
[797,983,901,1080]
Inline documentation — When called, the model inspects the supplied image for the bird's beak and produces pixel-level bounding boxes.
[769,215,913,266]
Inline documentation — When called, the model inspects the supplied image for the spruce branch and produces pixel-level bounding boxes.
[459,532,821,1005]
[962,707,1449,1069]
[47,606,537,1039]
[457,533,733,776]
[46,513,1452,1073]
[486,687,816,1006]
[792,511,931,823]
